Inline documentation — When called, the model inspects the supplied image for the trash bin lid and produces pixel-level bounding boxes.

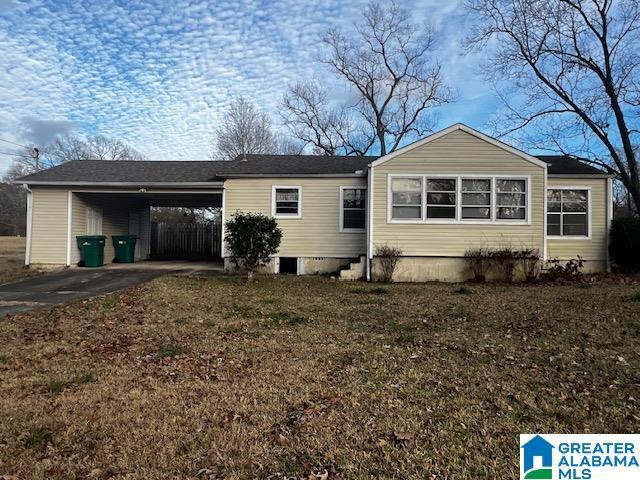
[77,235,106,240]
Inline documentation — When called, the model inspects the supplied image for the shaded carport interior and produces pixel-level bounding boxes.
[71,190,223,265]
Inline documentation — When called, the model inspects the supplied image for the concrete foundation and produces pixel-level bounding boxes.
[372,256,607,283]
[224,257,351,275]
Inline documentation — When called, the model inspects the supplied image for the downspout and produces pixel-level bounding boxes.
[366,165,373,281]
[542,164,548,262]
[22,184,33,266]
[606,177,613,272]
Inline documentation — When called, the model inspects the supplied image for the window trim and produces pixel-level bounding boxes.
[272,185,302,219]
[461,176,493,221]
[387,174,531,225]
[389,175,424,223]
[546,186,591,240]
[339,186,367,233]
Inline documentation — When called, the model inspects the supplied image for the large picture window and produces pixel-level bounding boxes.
[341,187,366,231]
[391,177,422,220]
[547,189,589,236]
[389,175,528,223]
[272,186,301,218]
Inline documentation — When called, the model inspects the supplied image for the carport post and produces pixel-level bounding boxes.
[23,184,33,266]
[66,191,72,267]
[220,187,226,258]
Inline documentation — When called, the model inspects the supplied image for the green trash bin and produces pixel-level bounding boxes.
[112,235,137,263]
[76,235,106,267]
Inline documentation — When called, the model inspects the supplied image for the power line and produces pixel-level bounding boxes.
[0,151,25,158]
[0,138,30,149]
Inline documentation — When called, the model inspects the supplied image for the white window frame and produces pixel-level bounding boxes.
[389,175,424,223]
[272,185,302,219]
[495,176,529,222]
[546,186,591,240]
[339,186,367,233]
[460,176,493,222]
[387,174,531,225]
[425,176,458,221]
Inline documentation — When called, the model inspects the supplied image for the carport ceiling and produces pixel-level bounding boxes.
[76,192,222,208]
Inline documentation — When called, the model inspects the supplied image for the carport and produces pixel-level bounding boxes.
[18,159,227,268]
[71,190,223,265]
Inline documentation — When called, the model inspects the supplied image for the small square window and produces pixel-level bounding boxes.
[273,187,301,217]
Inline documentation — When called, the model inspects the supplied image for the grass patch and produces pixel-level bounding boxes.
[265,311,309,326]
[24,426,53,449]
[454,286,473,295]
[0,354,8,364]
[78,370,96,384]
[156,344,186,358]
[631,291,640,301]
[46,378,67,394]
[0,275,638,478]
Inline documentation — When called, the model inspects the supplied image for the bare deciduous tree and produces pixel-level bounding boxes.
[282,1,453,156]
[4,134,146,180]
[467,0,640,215]
[211,97,277,160]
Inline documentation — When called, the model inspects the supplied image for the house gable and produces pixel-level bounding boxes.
[370,124,548,170]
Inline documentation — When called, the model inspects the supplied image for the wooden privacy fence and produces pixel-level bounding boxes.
[150,222,222,260]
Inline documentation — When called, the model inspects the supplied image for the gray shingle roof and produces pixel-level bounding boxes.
[16,153,607,184]
[535,155,608,175]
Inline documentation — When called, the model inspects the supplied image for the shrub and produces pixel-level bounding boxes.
[489,248,519,282]
[465,247,540,282]
[375,245,402,282]
[631,292,640,302]
[517,248,541,283]
[610,218,640,272]
[545,256,585,281]
[464,248,491,282]
[225,212,283,280]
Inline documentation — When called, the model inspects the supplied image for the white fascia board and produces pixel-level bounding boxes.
[19,181,225,188]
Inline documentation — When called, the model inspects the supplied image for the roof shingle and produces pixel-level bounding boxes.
[15,153,608,184]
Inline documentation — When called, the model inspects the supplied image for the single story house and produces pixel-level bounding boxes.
[15,124,614,281]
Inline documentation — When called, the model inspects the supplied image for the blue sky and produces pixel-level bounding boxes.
[0,0,501,175]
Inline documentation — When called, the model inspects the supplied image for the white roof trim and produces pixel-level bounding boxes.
[368,123,548,170]
[14,181,225,188]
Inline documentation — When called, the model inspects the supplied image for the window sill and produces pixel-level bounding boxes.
[340,228,366,233]
[546,235,591,240]
[274,214,302,219]
[387,219,531,226]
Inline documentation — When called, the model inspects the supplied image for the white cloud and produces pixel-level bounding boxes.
[0,0,494,174]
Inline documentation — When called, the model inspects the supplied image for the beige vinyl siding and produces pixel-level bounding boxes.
[372,129,546,256]
[70,193,88,265]
[547,177,608,265]
[224,177,367,258]
[30,187,69,265]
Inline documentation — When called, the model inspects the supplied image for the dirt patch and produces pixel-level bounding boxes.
[0,275,638,479]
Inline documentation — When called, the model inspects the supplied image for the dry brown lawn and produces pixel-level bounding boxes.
[0,236,38,285]
[0,275,639,479]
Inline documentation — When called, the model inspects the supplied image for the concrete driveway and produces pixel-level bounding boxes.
[0,261,223,317]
